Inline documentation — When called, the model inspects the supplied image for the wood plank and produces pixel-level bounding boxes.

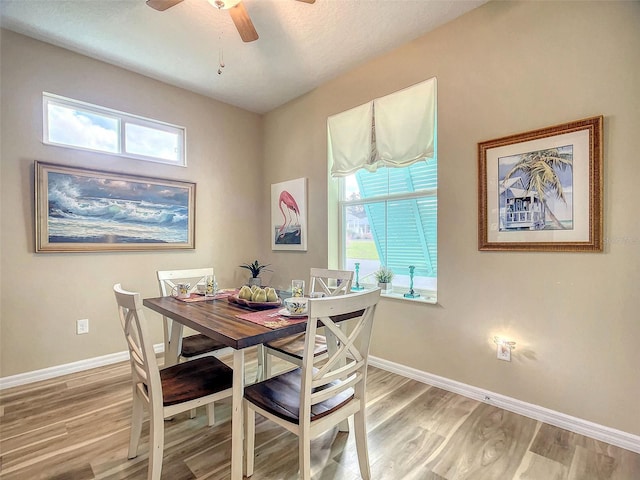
[513,451,568,479]
[426,402,539,479]
[1,357,639,479]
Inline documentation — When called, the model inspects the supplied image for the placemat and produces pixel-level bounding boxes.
[235,309,307,329]
[174,289,239,303]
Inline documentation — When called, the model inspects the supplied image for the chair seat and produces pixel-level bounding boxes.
[180,333,227,358]
[160,356,233,406]
[244,368,353,424]
[264,333,328,360]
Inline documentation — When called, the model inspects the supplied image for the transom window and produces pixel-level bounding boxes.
[43,93,185,166]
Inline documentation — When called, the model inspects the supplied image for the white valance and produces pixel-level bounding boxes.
[329,77,437,177]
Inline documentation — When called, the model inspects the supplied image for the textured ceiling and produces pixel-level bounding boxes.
[0,0,486,114]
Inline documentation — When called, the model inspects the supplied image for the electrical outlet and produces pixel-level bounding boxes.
[497,343,511,361]
[76,318,89,335]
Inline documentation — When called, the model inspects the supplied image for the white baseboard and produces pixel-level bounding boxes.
[368,355,640,455]
[0,343,164,390]
[3,349,637,454]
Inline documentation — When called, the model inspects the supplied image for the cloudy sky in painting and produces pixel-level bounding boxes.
[50,172,189,207]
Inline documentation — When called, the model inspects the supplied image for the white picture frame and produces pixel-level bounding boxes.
[271,177,307,251]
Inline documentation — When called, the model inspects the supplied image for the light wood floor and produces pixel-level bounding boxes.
[1,350,638,480]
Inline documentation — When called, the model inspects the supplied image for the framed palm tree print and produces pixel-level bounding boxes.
[478,116,603,251]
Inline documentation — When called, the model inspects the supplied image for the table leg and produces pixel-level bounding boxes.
[231,348,245,480]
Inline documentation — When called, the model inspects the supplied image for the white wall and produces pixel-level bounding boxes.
[261,1,640,436]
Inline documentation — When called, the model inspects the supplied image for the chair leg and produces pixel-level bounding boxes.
[255,344,267,382]
[128,393,144,459]
[353,409,371,480]
[299,429,312,480]
[149,408,165,480]
[264,351,272,380]
[189,407,197,419]
[244,404,255,477]
[338,417,349,432]
[206,402,216,426]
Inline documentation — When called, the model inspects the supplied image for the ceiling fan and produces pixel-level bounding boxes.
[146,0,316,43]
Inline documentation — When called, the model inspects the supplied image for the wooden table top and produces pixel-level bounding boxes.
[143,296,309,350]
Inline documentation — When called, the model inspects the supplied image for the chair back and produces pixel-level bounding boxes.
[157,268,214,354]
[113,284,162,412]
[300,288,380,421]
[157,267,214,297]
[309,268,354,297]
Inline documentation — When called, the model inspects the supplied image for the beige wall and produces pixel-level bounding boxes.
[0,30,265,376]
[2,0,639,438]
[261,1,640,435]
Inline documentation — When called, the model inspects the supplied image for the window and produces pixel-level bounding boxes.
[329,78,437,301]
[43,93,185,166]
[339,160,437,298]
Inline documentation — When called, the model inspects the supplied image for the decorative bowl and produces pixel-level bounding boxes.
[228,295,281,309]
[284,297,308,315]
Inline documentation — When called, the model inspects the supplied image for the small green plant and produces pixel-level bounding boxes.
[374,266,394,283]
[239,260,272,278]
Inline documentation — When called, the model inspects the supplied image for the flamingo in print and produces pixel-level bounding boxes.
[277,190,301,239]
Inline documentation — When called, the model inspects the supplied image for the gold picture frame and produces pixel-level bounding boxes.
[478,116,603,252]
[35,161,196,252]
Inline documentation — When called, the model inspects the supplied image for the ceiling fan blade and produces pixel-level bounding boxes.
[146,0,184,12]
[228,2,259,43]
[296,0,316,3]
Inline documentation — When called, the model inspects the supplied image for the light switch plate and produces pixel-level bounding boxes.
[76,318,89,335]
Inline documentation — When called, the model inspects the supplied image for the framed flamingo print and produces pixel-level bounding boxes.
[271,177,307,251]
[478,116,603,252]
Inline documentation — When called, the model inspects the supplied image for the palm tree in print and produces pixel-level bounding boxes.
[502,147,572,229]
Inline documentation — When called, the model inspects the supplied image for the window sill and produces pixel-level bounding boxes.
[380,291,437,304]
[352,286,437,304]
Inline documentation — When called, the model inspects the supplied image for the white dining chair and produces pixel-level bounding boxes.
[113,284,233,480]
[157,268,229,366]
[243,288,381,480]
[158,268,231,423]
[261,268,354,379]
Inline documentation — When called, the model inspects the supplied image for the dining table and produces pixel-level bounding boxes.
[142,292,310,480]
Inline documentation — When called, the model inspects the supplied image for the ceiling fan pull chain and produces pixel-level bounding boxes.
[218,34,225,75]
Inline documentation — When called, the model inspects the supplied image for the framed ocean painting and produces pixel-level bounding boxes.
[35,161,195,252]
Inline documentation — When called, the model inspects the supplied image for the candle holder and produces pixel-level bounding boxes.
[403,265,420,298]
[352,262,364,291]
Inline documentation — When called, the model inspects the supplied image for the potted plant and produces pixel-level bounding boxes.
[239,260,272,286]
[374,266,394,294]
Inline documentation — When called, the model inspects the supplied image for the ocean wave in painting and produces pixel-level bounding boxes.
[47,172,190,243]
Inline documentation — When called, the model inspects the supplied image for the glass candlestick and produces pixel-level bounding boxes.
[404,265,420,298]
[352,262,364,290]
